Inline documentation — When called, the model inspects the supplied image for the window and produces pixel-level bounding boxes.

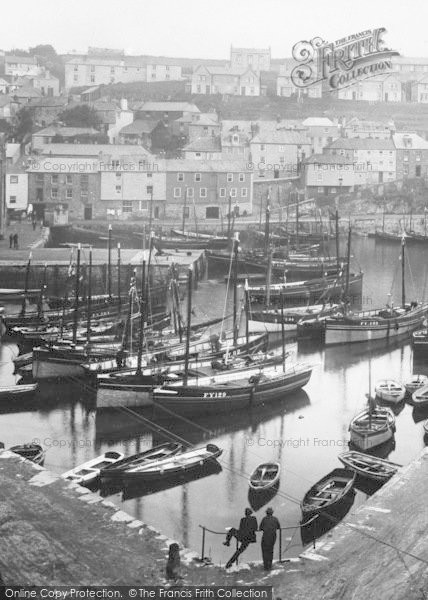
[174,187,181,198]
[279,145,285,153]
[51,174,58,184]
[200,188,207,198]
[219,187,226,198]
[177,173,184,181]
[226,173,233,182]
[110,67,115,74]
[206,206,220,219]
[66,174,72,185]
[187,187,194,198]
[73,75,78,82]
[260,156,266,164]
[10,175,18,184]
[66,189,73,199]
[51,188,58,199]
[194,173,201,182]
[139,201,148,211]
[36,188,43,201]
[317,186,323,193]
[195,152,201,158]
[331,187,337,193]
[241,188,248,198]
[146,185,153,194]
[239,173,245,182]
[123,200,133,213]
[81,190,88,198]
[147,173,152,178]
[81,174,89,188]
[183,206,190,218]
[9,196,16,204]
[260,144,265,151]
[230,188,237,197]
[36,174,44,184]
[115,185,122,194]
[90,75,95,83]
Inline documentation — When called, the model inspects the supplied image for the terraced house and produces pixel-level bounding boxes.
[191,65,260,95]
[165,160,253,220]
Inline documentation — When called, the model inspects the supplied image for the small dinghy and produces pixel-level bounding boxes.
[120,444,222,482]
[10,443,45,465]
[0,383,38,400]
[404,374,428,395]
[349,406,395,451]
[374,380,405,404]
[100,443,183,480]
[61,451,124,484]
[301,468,356,521]
[411,385,428,408]
[249,462,280,491]
[338,451,402,483]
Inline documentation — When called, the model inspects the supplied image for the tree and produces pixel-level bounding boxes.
[59,105,100,128]
[29,44,64,86]
[14,108,34,142]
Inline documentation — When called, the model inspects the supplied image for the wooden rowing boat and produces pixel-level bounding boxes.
[120,444,223,482]
[301,468,356,521]
[374,380,406,404]
[10,443,45,465]
[349,406,395,451]
[100,443,183,480]
[338,451,402,482]
[61,451,124,484]
[411,385,428,408]
[0,383,38,400]
[249,462,280,491]
[403,374,428,395]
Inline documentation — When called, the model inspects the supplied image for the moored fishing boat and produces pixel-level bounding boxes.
[374,380,406,404]
[338,451,402,482]
[100,443,183,480]
[249,463,280,491]
[153,362,313,417]
[248,304,340,333]
[349,406,396,451]
[120,444,223,482]
[300,468,356,522]
[61,451,124,484]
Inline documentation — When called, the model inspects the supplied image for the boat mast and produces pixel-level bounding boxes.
[232,232,239,346]
[401,235,406,308]
[264,194,270,256]
[136,260,146,376]
[280,291,286,372]
[335,208,340,273]
[295,190,299,251]
[345,224,352,309]
[86,246,92,346]
[183,267,193,386]
[37,262,47,320]
[227,193,232,245]
[20,251,32,317]
[244,279,249,346]
[107,224,112,301]
[182,187,188,234]
[72,243,81,344]
[117,243,121,314]
[265,248,272,308]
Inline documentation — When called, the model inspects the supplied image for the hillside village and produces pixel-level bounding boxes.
[2,45,428,228]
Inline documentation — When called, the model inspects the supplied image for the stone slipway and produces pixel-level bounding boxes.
[0,448,427,597]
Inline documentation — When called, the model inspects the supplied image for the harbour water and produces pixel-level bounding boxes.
[1,236,428,566]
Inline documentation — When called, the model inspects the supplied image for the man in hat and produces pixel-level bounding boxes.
[224,508,258,569]
[259,507,281,571]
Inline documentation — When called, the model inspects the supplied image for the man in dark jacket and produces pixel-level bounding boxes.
[259,507,281,570]
[224,508,258,569]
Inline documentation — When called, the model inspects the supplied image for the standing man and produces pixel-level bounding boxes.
[224,508,258,569]
[259,507,280,571]
[9,233,13,248]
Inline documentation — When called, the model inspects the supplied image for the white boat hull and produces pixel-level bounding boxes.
[32,358,85,380]
[248,319,297,333]
[96,386,153,409]
[350,427,393,451]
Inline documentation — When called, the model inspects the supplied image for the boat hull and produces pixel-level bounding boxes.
[325,306,427,346]
[153,366,312,416]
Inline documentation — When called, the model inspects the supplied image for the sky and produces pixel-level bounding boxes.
[2,0,428,59]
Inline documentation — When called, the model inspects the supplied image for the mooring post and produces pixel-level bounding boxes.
[201,526,206,561]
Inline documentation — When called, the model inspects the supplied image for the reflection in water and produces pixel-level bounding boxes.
[248,483,279,512]
[1,238,428,563]
[300,490,356,545]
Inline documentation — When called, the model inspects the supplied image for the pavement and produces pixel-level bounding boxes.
[0,219,47,256]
